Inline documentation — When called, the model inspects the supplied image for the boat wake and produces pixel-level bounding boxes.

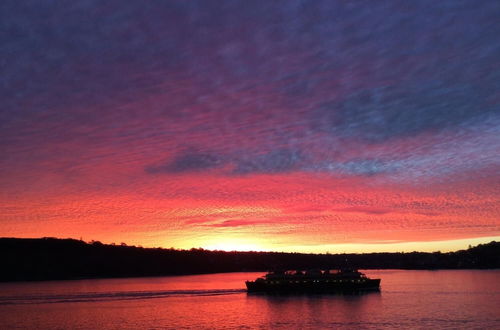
[0,288,246,305]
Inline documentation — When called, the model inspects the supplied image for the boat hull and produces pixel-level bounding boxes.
[246,278,380,293]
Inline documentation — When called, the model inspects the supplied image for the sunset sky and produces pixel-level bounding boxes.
[1,1,499,253]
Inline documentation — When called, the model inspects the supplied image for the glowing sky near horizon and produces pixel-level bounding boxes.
[1,1,499,252]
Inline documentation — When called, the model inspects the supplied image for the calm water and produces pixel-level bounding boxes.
[0,270,498,329]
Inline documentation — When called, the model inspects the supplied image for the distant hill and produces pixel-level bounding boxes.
[0,237,498,282]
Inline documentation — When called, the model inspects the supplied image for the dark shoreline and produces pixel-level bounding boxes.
[1,237,498,283]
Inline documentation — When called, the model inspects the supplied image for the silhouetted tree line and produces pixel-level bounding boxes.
[0,237,498,282]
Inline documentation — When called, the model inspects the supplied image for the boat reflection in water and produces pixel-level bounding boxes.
[246,269,381,294]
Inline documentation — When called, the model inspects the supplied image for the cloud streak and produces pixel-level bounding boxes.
[313,83,498,142]
[146,151,223,174]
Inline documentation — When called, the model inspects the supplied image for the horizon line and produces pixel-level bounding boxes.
[2,236,498,255]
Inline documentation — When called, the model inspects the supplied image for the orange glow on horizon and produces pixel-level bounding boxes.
[199,238,268,252]
[1,170,498,254]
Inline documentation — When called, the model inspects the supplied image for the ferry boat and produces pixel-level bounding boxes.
[245,268,380,293]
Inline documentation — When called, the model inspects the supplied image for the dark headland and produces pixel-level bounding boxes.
[1,237,498,282]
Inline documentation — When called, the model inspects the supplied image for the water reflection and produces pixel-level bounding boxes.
[247,289,380,297]
[0,271,498,329]
[247,290,382,328]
